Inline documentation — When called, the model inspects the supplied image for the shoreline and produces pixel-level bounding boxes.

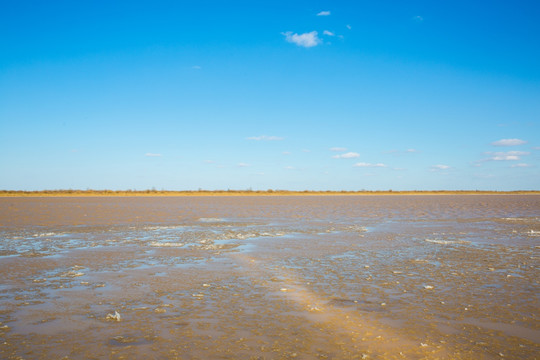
[1,190,539,197]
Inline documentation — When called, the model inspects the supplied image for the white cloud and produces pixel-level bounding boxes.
[145,153,162,157]
[237,163,250,167]
[406,149,418,153]
[492,155,520,161]
[511,163,531,168]
[431,164,450,170]
[413,15,424,22]
[330,147,347,152]
[282,151,291,155]
[317,11,331,16]
[333,152,360,159]
[192,65,201,70]
[323,30,335,36]
[247,135,284,141]
[204,160,214,164]
[486,151,530,161]
[346,24,352,30]
[302,149,311,153]
[491,138,527,146]
[354,162,386,168]
[285,166,295,170]
[282,31,321,48]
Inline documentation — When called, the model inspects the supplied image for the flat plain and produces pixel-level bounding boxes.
[0,195,539,359]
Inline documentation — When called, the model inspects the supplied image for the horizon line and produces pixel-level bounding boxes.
[1,189,539,197]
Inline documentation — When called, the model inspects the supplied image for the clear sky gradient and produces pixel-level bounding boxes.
[1,0,539,191]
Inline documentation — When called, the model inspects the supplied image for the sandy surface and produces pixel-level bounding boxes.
[0,195,539,359]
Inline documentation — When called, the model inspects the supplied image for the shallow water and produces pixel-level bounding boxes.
[0,195,539,359]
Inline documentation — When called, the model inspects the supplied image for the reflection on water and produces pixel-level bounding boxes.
[0,195,539,359]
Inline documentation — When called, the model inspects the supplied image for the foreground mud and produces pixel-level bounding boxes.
[0,195,538,359]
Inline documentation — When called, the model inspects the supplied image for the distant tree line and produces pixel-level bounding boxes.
[0,189,537,196]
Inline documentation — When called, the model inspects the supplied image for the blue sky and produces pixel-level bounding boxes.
[1,0,539,191]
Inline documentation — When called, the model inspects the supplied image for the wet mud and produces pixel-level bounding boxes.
[0,195,539,359]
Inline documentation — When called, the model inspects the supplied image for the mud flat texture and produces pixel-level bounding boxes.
[0,195,538,359]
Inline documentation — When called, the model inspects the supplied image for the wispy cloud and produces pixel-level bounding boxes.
[323,30,335,36]
[346,24,352,30]
[330,147,347,152]
[485,151,530,161]
[491,138,527,146]
[413,15,424,22]
[285,166,295,170]
[431,164,450,170]
[204,160,215,164]
[145,153,162,157]
[282,151,291,155]
[384,148,419,155]
[192,65,201,70]
[333,152,360,159]
[492,155,519,161]
[354,162,386,168]
[282,31,321,48]
[247,135,284,141]
[237,163,250,167]
[511,163,531,168]
[317,11,331,16]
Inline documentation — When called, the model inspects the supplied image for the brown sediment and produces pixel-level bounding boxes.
[0,195,539,359]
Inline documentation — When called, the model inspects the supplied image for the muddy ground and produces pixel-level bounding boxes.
[0,195,538,359]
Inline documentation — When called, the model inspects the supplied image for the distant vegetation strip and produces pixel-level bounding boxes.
[0,189,538,197]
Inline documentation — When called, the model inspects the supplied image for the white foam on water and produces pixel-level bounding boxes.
[345,225,368,232]
[143,225,183,231]
[260,232,286,237]
[198,218,225,222]
[32,232,57,237]
[425,239,470,245]
[149,241,185,247]
[222,231,287,240]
